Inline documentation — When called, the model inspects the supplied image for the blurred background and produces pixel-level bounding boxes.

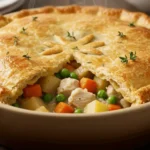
[0,0,150,15]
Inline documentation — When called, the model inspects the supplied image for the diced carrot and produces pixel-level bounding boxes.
[80,77,97,93]
[54,102,74,113]
[23,84,42,98]
[64,64,75,72]
[108,104,121,111]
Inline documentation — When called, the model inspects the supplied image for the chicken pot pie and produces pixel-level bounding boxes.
[0,5,150,113]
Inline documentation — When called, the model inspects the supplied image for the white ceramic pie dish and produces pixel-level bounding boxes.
[1,101,150,144]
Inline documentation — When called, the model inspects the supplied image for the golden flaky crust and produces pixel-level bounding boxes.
[0,5,150,104]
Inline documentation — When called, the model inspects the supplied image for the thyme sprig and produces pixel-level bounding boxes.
[6,51,9,55]
[72,46,79,50]
[130,51,136,61]
[32,16,38,21]
[118,31,126,38]
[14,36,19,45]
[20,27,28,35]
[23,54,31,60]
[67,31,76,41]
[119,51,137,64]
[129,22,135,27]
[119,55,128,64]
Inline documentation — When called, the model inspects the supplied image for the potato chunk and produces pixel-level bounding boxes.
[38,75,61,94]
[84,100,108,113]
[20,97,46,110]
[35,106,49,112]
[93,76,109,91]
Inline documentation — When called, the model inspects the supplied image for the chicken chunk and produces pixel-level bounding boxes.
[106,85,122,99]
[57,78,79,97]
[68,88,96,109]
[120,99,131,108]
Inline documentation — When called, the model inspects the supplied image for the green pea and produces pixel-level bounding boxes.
[107,96,117,104]
[43,93,53,103]
[70,72,78,79]
[56,94,66,102]
[97,90,108,99]
[74,108,83,113]
[55,72,62,79]
[60,68,70,78]
[12,103,19,108]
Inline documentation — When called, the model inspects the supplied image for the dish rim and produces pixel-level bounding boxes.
[0,101,149,118]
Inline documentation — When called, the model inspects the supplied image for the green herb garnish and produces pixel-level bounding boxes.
[20,27,28,35]
[14,36,19,45]
[72,46,79,50]
[67,31,76,40]
[119,55,128,64]
[118,31,126,38]
[130,51,136,61]
[6,51,9,55]
[32,16,38,21]
[23,54,31,60]
[129,22,135,27]
[119,51,137,64]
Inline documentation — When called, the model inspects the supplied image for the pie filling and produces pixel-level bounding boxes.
[11,60,131,114]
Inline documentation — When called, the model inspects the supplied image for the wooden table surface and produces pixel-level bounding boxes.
[1,1,150,150]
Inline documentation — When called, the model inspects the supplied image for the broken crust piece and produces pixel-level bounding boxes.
[0,53,71,104]
[0,5,150,104]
